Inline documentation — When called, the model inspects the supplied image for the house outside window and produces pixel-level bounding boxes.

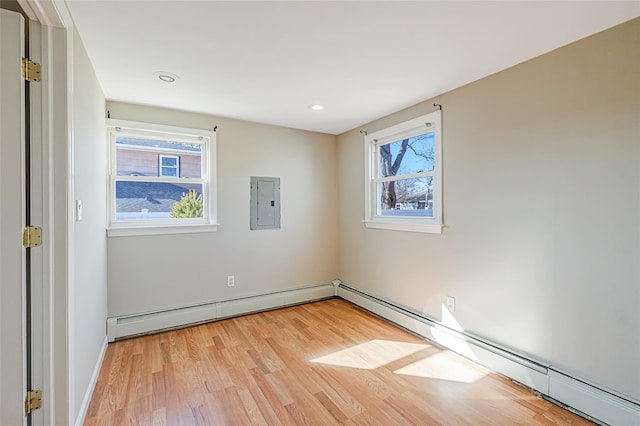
[363,110,442,233]
[106,119,218,236]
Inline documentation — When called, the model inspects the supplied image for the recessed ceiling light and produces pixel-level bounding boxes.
[158,74,175,83]
[153,71,179,83]
[310,104,324,111]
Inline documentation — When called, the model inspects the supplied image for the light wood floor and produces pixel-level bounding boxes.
[85,299,593,425]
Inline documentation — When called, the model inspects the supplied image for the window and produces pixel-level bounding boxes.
[106,119,217,236]
[364,111,442,233]
[159,155,179,177]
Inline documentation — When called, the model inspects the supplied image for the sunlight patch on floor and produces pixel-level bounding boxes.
[394,351,488,383]
[310,339,429,370]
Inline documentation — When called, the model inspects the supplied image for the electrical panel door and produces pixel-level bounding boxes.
[250,177,280,230]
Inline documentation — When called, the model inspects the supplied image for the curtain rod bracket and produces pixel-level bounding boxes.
[433,103,442,111]
[213,125,218,132]
[360,130,368,135]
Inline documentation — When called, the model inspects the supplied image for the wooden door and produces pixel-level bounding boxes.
[0,8,28,426]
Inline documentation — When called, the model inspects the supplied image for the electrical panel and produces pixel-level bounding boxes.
[250,176,280,230]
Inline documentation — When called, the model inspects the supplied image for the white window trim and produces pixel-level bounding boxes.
[363,110,443,234]
[106,119,218,237]
[107,223,218,237]
[159,154,180,177]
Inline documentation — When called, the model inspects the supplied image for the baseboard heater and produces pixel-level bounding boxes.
[106,283,335,342]
[337,282,640,426]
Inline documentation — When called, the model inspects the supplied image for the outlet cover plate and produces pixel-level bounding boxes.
[446,296,455,313]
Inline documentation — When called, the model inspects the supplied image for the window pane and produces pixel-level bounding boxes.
[115,181,204,220]
[161,156,177,167]
[161,167,178,177]
[378,131,435,178]
[377,177,433,217]
[116,136,201,178]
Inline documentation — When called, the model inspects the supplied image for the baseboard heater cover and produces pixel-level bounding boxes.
[548,370,640,426]
[337,282,640,426]
[106,283,334,341]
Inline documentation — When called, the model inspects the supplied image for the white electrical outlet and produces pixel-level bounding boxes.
[446,296,456,313]
[227,275,235,287]
[75,199,83,222]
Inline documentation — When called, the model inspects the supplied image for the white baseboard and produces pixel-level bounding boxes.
[107,283,334,341]
[74,336,108,426]
[337,282,640,426]
[549,370,640,426]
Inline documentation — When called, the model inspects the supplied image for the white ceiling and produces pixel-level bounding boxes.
[66,1,639,135]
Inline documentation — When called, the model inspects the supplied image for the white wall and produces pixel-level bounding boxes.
[105,102,338,317]
[337,18,640,401]
[71,27,107,421]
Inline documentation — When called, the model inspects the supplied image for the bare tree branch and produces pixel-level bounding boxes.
[391,139,409,175]
[407,141,434,163]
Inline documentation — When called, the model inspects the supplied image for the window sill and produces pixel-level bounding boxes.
[363,220,443,234]
[107,223,219,237]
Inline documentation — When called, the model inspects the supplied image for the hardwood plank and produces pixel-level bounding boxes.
[222,386,254,425]
[85,299,594,425]
[313,390,349,423]
[236,386,269,425]
[247,368,297,425]
[283,402,312,426]
[384,393,442,425]
[150,407,166,426]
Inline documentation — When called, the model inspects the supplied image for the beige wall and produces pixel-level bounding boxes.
[72,28,108,421]
[106,102,339,317]
[337,18,640,400]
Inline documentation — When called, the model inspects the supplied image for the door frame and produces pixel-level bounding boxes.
[17,1,74,424]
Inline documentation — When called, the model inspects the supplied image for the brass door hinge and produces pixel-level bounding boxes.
[25,390,42,415]
[21,58,41,82]
[23,226,42,248]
